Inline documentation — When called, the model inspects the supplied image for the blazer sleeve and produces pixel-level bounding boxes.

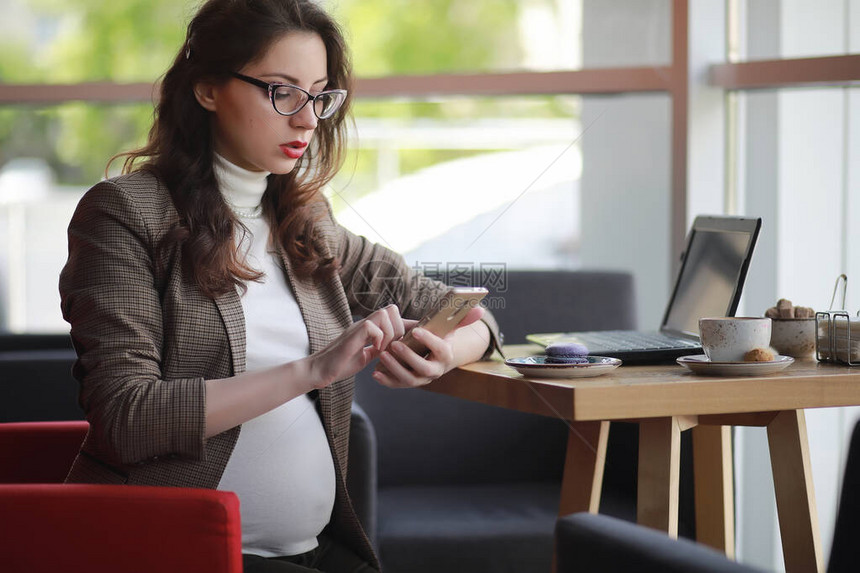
[59,180,207,466]
[331,210,502,360]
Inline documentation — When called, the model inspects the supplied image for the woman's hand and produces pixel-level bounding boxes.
[372,306,485,388]
[207,304,416,438]
[308,304,416,389]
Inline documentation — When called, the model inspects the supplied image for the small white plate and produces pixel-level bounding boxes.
[676,354,794,376]
[504,355,622,379]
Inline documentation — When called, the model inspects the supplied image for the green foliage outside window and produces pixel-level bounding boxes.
[0,0,572,190]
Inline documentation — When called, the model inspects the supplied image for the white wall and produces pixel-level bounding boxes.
[580,93,671,330]
[580,0,671,330]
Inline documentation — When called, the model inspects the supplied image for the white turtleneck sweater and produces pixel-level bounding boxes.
[212,153,336,558]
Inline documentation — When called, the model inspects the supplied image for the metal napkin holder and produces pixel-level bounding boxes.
[816,274,860,366]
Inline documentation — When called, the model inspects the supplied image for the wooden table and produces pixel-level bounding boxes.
[425,344,860,573]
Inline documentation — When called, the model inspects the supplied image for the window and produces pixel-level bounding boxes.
[333,95,582,271]
[0,103,151,332]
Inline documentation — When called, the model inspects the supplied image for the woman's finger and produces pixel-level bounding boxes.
[372,367,400,388]
[389,340,440,379]
[411,327,454,366]
[384,304,406,340]
[377,349,419,386]
[361,320,385,353]
[369,306,395,350]
[361,344,380,366]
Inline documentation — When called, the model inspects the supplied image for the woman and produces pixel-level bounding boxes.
[59,1,500,571]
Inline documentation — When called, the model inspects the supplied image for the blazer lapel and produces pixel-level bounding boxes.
[213,290,247,375]
[280,252,326,353]
[279,248,330,404]
[279,246,354,477]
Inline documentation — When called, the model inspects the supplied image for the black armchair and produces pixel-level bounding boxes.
[555,513,757,573]
[555,418,860,573]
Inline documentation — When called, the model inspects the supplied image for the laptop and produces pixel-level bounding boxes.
[526,215,762,364]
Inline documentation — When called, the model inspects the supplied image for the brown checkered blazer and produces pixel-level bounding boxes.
[59,169,499,566]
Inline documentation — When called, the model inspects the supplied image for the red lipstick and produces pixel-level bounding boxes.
[280,140,308,159]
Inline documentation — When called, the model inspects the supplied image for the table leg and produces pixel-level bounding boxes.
[553,420,608,573]
[692,424,735,557]
[766,410,823,573]
[558,420,609,516]
[637,417,682,536]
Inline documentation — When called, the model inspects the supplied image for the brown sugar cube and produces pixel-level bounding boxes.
[777,299,795,318]
[795,306,815,318]
[744,348,775,362]
[765,307,780,319]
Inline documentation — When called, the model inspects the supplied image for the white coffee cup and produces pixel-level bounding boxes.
[698,317,772,362]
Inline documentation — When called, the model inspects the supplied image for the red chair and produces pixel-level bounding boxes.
[0,421,243,573]
[0,420,88,483]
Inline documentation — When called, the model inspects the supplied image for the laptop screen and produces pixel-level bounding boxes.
[662,216,761,337]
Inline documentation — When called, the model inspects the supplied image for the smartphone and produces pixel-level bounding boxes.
[398,287,489,357]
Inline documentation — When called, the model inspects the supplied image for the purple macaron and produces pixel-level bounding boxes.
[545,342,589,364]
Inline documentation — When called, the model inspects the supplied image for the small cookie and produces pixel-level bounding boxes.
[744,348,775,362]
[546,342,589,364]
[546,342,588,357]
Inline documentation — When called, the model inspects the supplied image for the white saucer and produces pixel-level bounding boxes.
[676,354,794,376]
[505,356,622,379]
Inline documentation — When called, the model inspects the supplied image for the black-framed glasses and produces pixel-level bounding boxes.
[230,72,347,120]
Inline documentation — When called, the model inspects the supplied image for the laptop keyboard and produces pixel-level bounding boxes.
[578,330,701,351]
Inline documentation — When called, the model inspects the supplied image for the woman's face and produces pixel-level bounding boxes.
[195,31,329,174]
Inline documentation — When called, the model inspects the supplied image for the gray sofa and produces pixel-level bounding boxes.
[354,270,646,573]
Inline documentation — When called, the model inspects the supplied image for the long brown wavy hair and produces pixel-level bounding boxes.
[111,0,352,298]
